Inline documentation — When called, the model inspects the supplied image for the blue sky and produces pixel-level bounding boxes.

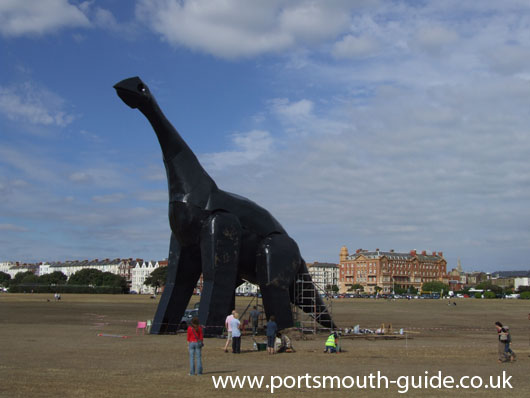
[1,0,530,272]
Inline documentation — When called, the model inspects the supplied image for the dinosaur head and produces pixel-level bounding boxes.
[113,76,152,110]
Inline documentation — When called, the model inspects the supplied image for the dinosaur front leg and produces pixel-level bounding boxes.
[199,212,242,335]
[257,234,301,330]
[151,234,202,334]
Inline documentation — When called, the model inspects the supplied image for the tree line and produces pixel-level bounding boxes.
[0,268,128,294]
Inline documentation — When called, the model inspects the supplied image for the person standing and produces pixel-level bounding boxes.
[495,321,509,363]
[230,312,241,353]
[187,317,203,375]
[249,306,260,335]
[266,315,278,355]
[503,325,516,361]
[224,310,235,353]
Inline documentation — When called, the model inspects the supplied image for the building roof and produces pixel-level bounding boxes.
[347,250,443,262]
[8,263,40,270]
[49,258,126,268]
[308,262,339,269]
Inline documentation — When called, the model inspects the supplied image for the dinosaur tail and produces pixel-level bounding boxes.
[293,261,337,330]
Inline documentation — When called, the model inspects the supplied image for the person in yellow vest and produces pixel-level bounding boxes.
[324,332,338,353]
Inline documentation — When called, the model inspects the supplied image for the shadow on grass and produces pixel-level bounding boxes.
[201,370,237,375]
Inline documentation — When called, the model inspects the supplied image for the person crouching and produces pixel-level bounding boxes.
[324,332,338,353]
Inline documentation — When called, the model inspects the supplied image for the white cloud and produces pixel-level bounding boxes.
[0,83,75,127]
[68,166,129,189]
[268,98,349,138]
[270,98,314,122]
[415,26,459,54]
[0,223,27,232]
[278,2,350,42]
[332,35,379,59]
[485,44,530,75]
[135,0,355,58]
[0,0,90,37]
[69,172,93,183]
[79,1,137,36]
[202,130,274,170]
[0,146,61,184]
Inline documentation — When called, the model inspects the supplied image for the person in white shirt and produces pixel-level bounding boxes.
[230,312,241,353]
[223,310,235,353]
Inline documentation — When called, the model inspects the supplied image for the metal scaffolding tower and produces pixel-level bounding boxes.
[292,273,333,334]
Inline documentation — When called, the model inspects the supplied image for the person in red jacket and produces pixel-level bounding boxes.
[187,317,203,375]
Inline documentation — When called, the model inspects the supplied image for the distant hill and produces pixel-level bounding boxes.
[492,270,530,277]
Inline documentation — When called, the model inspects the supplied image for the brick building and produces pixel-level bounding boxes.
[339,246,447,294]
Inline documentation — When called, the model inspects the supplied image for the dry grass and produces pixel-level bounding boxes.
[1,293,529,397]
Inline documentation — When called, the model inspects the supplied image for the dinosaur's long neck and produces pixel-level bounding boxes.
[141,99,217,207]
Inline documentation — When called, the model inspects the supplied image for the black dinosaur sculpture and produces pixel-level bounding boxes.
[114,76,336,334]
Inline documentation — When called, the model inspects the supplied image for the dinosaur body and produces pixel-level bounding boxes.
[114,76,335,334]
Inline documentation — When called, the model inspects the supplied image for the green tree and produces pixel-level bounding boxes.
[68,268,104,286]
[421,281,449,294]
[144,266,168,294]
[39,271,67,285]
[393,285,408,295]
[0,271,11,287]
[100,272,127,289]
[475,281,502,294]
[67,269,127,292]
[12,271,36,285]
[331,285,339,294]
[484,291,496,299]
[348,283,364,292]
[520,291,530,299]
[21,273,40,284]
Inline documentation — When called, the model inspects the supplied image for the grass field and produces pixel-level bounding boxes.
[1,293,529,397]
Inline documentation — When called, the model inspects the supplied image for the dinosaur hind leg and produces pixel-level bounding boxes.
[257,234,300,330]
[199,212,241,335]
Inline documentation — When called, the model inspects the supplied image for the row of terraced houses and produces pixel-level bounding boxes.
[0,259,169,294]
